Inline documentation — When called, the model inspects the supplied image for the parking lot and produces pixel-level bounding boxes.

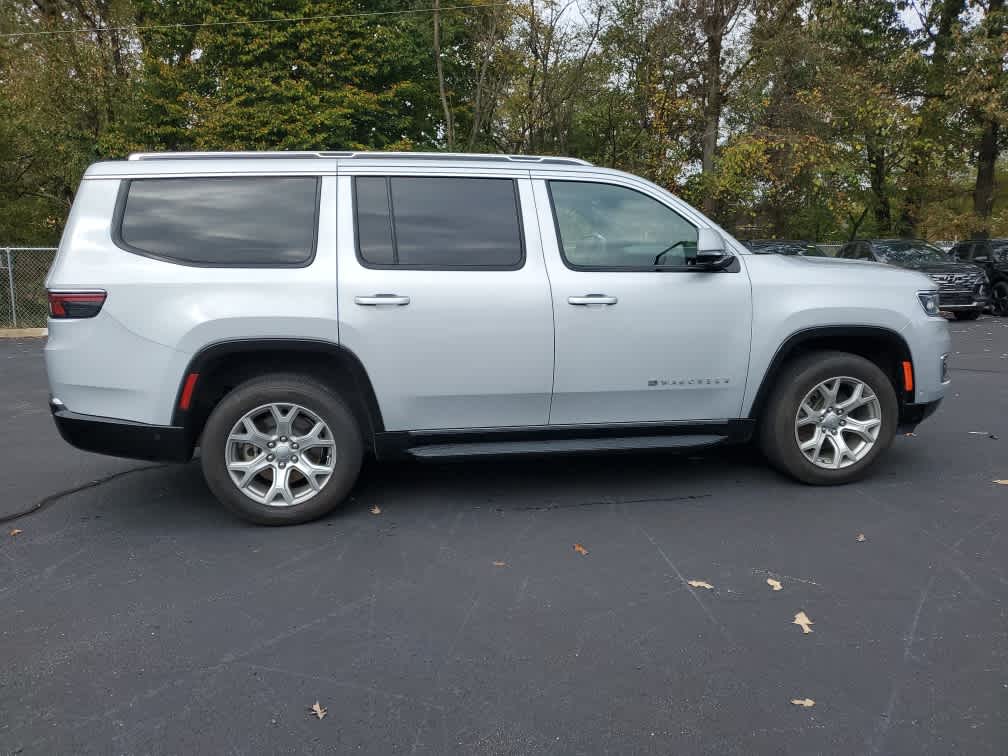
[2,319,1007,755]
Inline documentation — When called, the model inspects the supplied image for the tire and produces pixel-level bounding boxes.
[758,351,898,485]
[953,311,981,321]
[992,280,1008,317]
[200,374,363,525]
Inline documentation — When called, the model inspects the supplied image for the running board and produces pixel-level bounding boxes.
[405,434,725,459]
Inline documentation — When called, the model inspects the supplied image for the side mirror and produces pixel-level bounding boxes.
[693,228,734,270]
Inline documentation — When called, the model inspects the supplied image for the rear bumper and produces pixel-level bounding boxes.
[897,398,942,433]
[51,400,192,462]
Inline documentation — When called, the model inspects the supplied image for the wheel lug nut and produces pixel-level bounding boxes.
[278,462,286,469]
[280,436,288,442]
[267,454,275,461]
[291,456,298,463]
[268,441,275,448]
[291,443,299,450]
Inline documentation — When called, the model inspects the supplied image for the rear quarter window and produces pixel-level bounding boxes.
[115,176,319,266]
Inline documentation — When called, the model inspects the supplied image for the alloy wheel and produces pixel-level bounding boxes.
[794,377,882,470]
[225,403,338,506]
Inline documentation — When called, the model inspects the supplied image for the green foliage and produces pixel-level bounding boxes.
[0,0,1005,245]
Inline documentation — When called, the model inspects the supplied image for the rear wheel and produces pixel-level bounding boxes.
[200,374,363,525]
[759,351,898,485]
[953,310,981,321]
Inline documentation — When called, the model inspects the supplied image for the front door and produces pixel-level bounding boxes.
[533,177,753,425]
[336,173,554,431]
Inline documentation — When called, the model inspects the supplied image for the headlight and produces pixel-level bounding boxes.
[918,291,941,316]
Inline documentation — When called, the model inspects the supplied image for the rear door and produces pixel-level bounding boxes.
[532,176,753,425]
[335,172,554,431]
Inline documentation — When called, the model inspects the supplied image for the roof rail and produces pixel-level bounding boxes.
[127,150,593,166]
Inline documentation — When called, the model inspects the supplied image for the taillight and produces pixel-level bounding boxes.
[48,291,107,319]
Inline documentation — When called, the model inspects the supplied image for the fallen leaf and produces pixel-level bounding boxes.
[995,480,1008,485]
[309,701,326,720]
[856,533,867,542]
[492,561,506,567]
[369,504,381,515]
[904,432,916,437]
[9,529,22,537]
[790,698,815,708]
[793,611,814,634]
[767,578,783,591]
[688,580,714,590]
[573,543,588,556]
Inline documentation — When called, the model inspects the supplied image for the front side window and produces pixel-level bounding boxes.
[354,176,524,269]
[548,181,698,269]
[117,177,318,266]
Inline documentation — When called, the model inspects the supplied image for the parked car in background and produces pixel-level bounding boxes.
[948,239,1008,316]
[837,239,991,320]
[745,240,830,257]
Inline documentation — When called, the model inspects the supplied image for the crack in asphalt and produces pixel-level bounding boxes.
[0,463,172,524]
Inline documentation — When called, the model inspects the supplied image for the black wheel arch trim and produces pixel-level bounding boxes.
[749,325,915,421]
[171,338,385,446]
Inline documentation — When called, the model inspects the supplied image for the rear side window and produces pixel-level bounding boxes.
[116,177,319,266]
[354,176,524,269]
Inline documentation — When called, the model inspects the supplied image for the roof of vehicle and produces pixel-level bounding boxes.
[84,150,600,178]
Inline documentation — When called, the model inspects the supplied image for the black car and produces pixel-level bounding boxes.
[948,238,1008,316]
[745,239,830,257]
[837,238,991,320]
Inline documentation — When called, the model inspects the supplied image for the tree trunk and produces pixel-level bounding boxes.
[972,0,1004,237]
[701,16,723,216]
[866,138,890,233]
[433,0,455,151]
[898,0,966,236]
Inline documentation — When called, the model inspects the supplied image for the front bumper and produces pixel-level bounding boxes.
[937,289,990,311]
[51,400,192,462]
[897,398,943,433]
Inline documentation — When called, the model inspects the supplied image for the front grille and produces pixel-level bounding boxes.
[929,272,979,289]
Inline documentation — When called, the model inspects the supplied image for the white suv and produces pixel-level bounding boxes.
[45,151,951,524]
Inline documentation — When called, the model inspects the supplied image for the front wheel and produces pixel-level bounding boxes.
[200,374,363,525]
[992,281,1008,317]
[759,351,898,485]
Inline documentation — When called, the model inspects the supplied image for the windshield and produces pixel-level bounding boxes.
[747,241,828,257]
[873,240,948,265]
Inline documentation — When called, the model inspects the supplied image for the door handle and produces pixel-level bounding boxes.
[354,294,410,306]
[568,294,618,306]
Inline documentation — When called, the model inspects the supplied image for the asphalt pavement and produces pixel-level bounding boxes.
[2,319,1007,755]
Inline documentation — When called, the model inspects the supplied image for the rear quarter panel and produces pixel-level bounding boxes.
[45,176,340,425]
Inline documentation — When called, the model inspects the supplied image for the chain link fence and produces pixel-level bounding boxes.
[1,247,57,329]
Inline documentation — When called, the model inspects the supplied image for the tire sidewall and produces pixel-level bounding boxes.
[200,376,363,525]
[763,353,898,485]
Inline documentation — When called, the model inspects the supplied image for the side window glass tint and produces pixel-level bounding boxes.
[353,177,524,268]
[119,177,318,265]
[390,177,523,267]
[355,177,395,265]
[548,181,697,269]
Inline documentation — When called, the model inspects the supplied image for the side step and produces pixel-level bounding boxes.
[405,434,725,459]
